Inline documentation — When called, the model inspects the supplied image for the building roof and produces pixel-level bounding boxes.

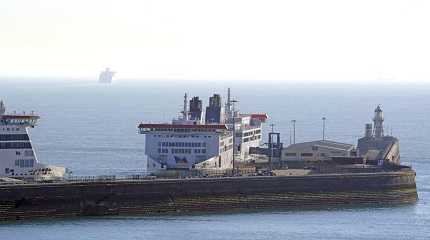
[285,140,354,152]
[238,113,269,122]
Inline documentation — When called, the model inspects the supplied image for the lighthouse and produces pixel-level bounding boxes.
[357,105,400,165]
[373,105,384,138]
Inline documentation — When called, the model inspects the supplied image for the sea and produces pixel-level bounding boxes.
[1,79,430,239]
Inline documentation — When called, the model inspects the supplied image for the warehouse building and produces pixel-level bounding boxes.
[281,140,356,163]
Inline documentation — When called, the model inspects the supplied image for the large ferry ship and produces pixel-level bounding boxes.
[0,100,66,181]
[138,89,267,174]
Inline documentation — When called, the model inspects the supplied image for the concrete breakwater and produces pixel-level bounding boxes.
[0,170,418,221]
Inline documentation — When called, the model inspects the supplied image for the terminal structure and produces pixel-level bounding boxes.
[250,105,401,172]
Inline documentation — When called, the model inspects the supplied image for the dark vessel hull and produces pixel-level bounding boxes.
[0,170,417,221]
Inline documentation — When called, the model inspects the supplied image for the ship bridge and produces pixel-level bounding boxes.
[0,100,39,127]
[0,114,40,127]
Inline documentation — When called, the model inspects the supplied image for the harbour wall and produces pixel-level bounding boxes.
[0,170,418,221]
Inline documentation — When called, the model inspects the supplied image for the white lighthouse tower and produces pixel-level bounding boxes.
[373,105,384,138]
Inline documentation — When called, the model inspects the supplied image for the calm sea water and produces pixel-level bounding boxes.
[1,80,430,239]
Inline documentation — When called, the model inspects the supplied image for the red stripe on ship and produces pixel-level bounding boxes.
[138,123,228,130]
[249,113,269,122]
[1,115,40,119]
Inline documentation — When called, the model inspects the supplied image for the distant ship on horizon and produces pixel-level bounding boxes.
[98,68,115,84]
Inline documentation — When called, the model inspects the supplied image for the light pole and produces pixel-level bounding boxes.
[322,117,326,140]
[231,100,238,175]
[269,123,275,171]
[291,120,296,144]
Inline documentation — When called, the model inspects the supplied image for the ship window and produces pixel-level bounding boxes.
[285,152,297,157]
[15,159,34,168]
[301,153,313,157]
[0,134,29,141]
[0,141,32,149]
[24,150,33,157]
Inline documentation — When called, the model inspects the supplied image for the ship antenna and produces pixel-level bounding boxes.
[183,93,188,120]
[0,100,5,115]
[227,88,231,119]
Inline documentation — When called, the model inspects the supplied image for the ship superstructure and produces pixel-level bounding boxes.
[138,89,267,173]
[223,89,267,161]
[0,100,66,181]
[232,113,267,160]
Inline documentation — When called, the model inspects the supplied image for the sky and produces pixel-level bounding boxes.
[1,0,430,83]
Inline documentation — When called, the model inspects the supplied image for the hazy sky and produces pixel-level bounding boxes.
[1,0,430,82]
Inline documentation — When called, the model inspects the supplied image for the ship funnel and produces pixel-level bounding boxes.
[0,100,5,115]
[365,123,373,138]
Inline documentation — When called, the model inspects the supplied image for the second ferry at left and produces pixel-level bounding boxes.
[0,100,67,181]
